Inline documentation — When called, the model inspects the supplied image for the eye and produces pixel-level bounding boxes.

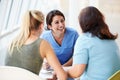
[61,19,65,23]
[55,21,59,24]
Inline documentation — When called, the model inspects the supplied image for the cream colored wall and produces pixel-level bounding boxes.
[99,0,120,48]
[59,0,69,28]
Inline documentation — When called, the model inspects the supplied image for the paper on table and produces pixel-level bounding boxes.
[39,68,53,79]
[40,68,53,74]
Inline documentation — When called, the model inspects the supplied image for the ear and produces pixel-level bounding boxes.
[39,23,44,29]
[47,25,51,30]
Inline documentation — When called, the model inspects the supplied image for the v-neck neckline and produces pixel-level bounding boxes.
[50,30,67,47]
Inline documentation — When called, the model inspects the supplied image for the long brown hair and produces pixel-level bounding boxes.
[79,6,117,40]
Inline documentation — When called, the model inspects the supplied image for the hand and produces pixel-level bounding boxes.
[42,62,50,70]
[47,74,57,80]
[47,72,57,80]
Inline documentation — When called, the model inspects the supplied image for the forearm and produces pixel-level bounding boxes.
[46,53,67,80]
[56,68,68,80]
[51,61,67,80]
[67,64,86,78]
[63,58,73,66]
[67,67,79,78]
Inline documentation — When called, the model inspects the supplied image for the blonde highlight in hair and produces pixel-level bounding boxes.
[31,10,44,23]
[9,10,44,54]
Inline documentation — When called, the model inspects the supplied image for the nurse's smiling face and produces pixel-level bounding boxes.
[49,15,66,35]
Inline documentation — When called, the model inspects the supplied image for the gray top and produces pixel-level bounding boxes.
[5,38,43,75]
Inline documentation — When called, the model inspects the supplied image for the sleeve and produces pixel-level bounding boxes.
[73,36,89,65]
[74,31,79,41]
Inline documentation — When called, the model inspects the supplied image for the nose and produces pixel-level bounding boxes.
[59,22,64,28]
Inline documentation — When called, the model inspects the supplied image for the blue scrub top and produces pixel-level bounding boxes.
[41,27,79,64]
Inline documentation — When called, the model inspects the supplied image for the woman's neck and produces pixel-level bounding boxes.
[31,30,41,37]
[24,31,40,45]
[52,32,64,46]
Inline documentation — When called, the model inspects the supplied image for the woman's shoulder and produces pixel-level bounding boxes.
[77,33,93,43]
[40,39,51,48]
[39,39,53,57]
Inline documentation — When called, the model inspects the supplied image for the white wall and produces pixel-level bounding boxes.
[99,0,120,48]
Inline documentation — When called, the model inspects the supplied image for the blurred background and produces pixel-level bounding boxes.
[0,0,120,65]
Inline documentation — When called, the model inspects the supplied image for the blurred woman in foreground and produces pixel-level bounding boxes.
[5,10,67,80]
[68,6,120,80]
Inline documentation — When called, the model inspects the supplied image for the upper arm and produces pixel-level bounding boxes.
[40,39,61,68]
[40,40,54,58]
[75,31,79,40]
[40,40,67,79]
[68,36,89,78]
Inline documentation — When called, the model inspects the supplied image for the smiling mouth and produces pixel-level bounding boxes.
[57,29,64,31]
[58,28,64,30]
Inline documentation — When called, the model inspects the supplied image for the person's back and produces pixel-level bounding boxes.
[5,38,43,74]
[67,6,120,80]
[78,33,120,80]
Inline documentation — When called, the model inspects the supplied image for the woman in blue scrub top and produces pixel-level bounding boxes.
[41,10,79,66]
[67,6,120,80]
